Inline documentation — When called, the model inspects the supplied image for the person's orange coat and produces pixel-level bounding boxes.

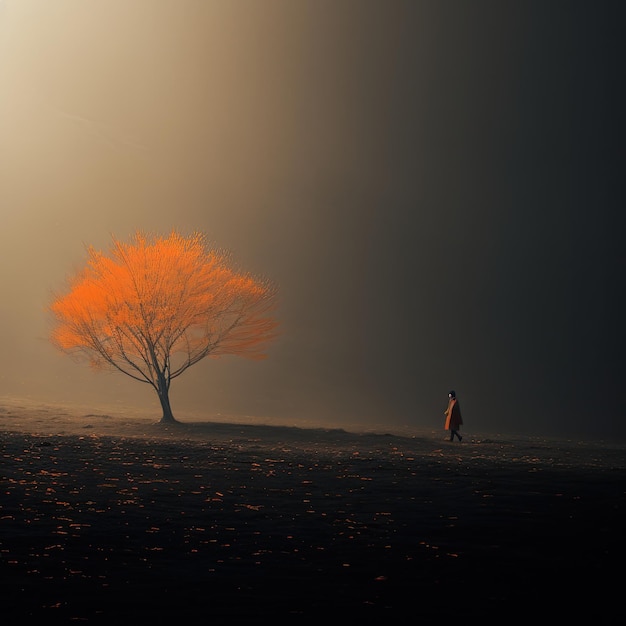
[444,398,463,430]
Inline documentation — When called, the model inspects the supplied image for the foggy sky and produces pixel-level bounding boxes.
[1,0,624,440]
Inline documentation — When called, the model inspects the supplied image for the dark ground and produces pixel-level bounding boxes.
[1,404,625,624]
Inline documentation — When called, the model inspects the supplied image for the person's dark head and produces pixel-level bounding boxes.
[448,390,456,399]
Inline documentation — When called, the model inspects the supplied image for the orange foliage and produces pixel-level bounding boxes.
[49,231,279,388]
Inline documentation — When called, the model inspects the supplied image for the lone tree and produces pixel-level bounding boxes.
[49,230,279,424]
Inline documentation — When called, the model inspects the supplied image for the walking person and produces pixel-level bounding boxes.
[444,390,463,441]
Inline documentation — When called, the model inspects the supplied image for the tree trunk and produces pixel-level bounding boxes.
[156,380,178,424]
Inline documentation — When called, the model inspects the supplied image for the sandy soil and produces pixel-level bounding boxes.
[1,397,624,623]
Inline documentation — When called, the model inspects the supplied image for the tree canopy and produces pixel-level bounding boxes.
[49,230,279,423]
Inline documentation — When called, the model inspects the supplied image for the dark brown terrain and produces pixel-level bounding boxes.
[1,399,624,623]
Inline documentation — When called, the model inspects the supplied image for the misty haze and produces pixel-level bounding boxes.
[1,0,623,441]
